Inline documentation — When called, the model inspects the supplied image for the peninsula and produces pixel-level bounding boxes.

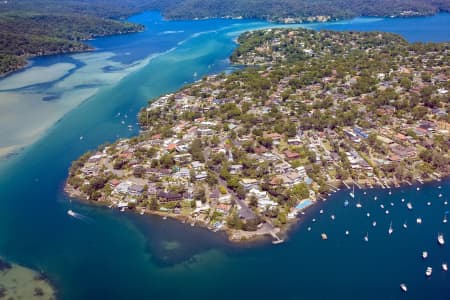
[66,28,449,243]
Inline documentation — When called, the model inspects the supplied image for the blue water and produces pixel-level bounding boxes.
[0,11,449,300]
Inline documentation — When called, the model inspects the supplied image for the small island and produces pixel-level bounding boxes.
[66,28,449,243]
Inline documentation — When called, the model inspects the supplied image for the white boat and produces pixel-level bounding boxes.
[401,198,405,203]
[422,251,428,259]
[385,210,389,214]
[380,204,385,209]
[79,136,83,140]
[442,263,448,272]
[403,221,407,229]
[425,267,432,277]
[344,200,349,207]
[427,202,431,206]
[416,217,422,224]
[120,207,125,212]
[388,221,393,235]
[312,218,316,222]
[445,201,448,205]
[400,283,407,293]
[417,187,420,191]
[438,193,443,198]
[345,230,350,236]
[363,191,367,195]
[444,215,448,224]
[389,191,392,195]
[407,202,413,210]
[320,209,324,214]
[307,227,312,231]
[390,202,394,207]
[438,233,445,245]
[374,196,378,201]
[363,233,369,242]
[356,202,362,208]
[349,185,355,199]
[366,212,370,217]
[372,221,377,227]
[321,233,328,240]
[67,210,75,217]
[331,214,335,220]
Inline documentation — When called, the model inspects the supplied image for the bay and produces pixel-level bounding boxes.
[0,11,449,300]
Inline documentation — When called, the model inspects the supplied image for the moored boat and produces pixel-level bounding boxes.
[422,251,428,259]
[442,263,448,272]
[425,267,432,277]
[400,283,407,293]
[416,217,422,224]
[438,233,445,245]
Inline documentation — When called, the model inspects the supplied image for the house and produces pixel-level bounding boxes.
[241,178,259,190]
[284,150,300,160]
[129,184,145,196]
[158,192,182,202]
[229,164,243,174]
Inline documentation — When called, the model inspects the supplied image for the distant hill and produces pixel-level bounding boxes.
[1,0,449,76]
[160,0,450,21]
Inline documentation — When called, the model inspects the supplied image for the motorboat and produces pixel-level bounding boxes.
[388,221,393,235]
[363,233,369,242]
[400,283,407,293]
[407,202,413,210]
[356,202,362,208]
[442,263,448,272]
[422,251,428,259]
[416,217,422,224]
[425,267,432,277]
[372,221,377,227]
[67,210,75,217]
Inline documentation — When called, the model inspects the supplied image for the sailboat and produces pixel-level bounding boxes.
[349,185,355,199]
[388,221,393,235]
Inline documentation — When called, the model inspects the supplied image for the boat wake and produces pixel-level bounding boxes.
[67,210,92,223]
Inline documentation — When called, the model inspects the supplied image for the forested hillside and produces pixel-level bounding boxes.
[1,0,449,76]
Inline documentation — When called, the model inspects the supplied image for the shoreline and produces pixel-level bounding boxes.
[65,173,448,245]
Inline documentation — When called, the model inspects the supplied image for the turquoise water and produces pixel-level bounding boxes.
[0,11,449,300]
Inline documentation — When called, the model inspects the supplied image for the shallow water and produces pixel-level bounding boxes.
[0,11,449,300]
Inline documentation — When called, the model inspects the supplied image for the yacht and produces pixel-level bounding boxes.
[356,202,362,208]
[442,263,448,272]
[388,221,393,235]
[67,210,75,217]
[363,233,369,242]
[422,251,428,259]
[407,202,413,210]
[438,233,445,245]
[425,267,432,277]
[400,283,408,293]
[416,217,422,224]
[349,185,355,199]
[372,221,377,227]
